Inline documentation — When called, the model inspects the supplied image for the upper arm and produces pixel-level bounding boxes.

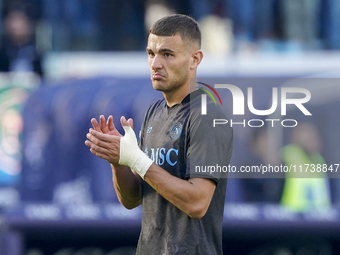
[186,108,233,182]
[187,177,217,218]
[188,177,216,196]
[183,107,232,217]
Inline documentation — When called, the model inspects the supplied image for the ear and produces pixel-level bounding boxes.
[190,50,203,69]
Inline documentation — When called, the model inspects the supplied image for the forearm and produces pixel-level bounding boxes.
[86,121,215,216]
[111,164,142,209]
[85,116,142,209]
[144,163,215,219]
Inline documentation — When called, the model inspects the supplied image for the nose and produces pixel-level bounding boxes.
[151,54,162,70]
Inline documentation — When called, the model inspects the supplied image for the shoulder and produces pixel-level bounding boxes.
[189,99,231,131]
[143,98,166,123]
[187,96,233,155]
[146,98,165,114]
[183,90,232,134]
[148,98,165,111]
[188,90,229,119]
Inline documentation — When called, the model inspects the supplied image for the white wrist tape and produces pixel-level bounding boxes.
[119,125,153,179]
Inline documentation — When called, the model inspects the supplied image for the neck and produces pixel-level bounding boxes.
[164,77,197,107]
[10,35,30,46]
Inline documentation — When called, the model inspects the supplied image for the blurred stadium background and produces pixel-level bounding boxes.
[0,0,340,254]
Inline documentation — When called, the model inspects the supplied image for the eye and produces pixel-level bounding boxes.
[148,52,155,57]
[164,53,172,57]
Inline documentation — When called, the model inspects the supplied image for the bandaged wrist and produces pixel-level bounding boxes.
[119,125,153,179]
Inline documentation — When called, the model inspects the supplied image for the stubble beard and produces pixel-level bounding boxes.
[152,69,190,94]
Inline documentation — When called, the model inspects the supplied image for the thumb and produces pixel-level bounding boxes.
[127,118,134,129]
[120,116,137,142]
[121,116,133,135]
[121,116,129,127]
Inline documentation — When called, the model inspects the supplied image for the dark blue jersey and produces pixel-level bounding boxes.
[136,89,233,255]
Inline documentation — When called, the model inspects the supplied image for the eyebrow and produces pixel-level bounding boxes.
[146,48,176,53]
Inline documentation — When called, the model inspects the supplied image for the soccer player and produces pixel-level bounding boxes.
[85,14,233,255]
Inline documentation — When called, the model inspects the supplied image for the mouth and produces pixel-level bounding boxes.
[151,73,165,80]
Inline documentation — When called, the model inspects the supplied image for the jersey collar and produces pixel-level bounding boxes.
[181,88,204,105]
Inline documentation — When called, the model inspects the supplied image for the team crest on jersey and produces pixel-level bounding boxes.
[170,123,182,140]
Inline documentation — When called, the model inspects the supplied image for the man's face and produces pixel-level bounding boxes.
[5,11,31,43]
[146,33,193,93]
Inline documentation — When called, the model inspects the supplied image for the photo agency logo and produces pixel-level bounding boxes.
[199,83,312,128]
[197,82,223,113]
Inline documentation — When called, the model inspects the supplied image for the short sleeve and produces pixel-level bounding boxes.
[185,107,233,184]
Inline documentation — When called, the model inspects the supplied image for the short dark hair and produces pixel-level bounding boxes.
[149,14,201,49]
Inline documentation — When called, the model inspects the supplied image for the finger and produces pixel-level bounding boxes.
[89,130,121,145]
[120,116,129,127]
[107,115,116,131]
[85,139,109,154]
[89,148,109,161]
[91,118,102,132]
[127,118,134,129]
[87,132,112,149]
[89,146,119,165]
[88,141,111,155]
[85,140,92,148]
[100,115,109,133]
